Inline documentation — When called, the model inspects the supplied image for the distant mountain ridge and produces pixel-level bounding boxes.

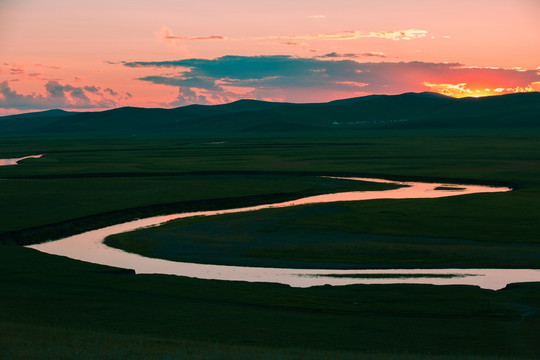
[1,92,539,137]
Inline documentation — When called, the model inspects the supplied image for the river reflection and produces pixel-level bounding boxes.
[27,176,539,290]
[0,154,43,166]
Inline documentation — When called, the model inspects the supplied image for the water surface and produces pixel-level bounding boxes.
[28,177,538,290]
[0,154,43,166]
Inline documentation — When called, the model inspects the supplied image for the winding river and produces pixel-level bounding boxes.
[26,176,540,290]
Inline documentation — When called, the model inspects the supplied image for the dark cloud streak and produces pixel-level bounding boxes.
[318,52,386,58]
[123,55,540,104]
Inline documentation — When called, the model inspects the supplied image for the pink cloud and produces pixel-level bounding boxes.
[161,26,224,41]
[270,29,428,41]
[0,80,120,110]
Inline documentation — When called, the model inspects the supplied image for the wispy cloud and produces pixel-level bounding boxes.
[0,63,63,82]
[318,52,386,58]
[10,68,25,75]
[370,29,428,40]
[270,29,428,41]
[33,64,60,70]
[161,26,224,41]
[165,35,224,41]
[155,26,427,55]
[280,41,307,46]
[157,27,428,51]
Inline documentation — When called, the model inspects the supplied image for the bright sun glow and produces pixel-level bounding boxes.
[423,82,537,98]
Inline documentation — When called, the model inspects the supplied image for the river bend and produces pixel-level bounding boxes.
[28,177,540,290]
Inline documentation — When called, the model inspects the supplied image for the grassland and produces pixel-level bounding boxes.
[2,245,540,359]
[0,137,398,244]
[104,129,540,269]
[1,126,540,358]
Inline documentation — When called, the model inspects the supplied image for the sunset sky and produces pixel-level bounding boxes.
[1,0,539,115]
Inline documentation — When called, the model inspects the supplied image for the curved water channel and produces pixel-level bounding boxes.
[0,154,43,166]
[27,176,540,290]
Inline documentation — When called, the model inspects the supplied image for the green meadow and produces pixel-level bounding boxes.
[1,124,540,358]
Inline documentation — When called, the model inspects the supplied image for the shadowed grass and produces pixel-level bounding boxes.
[1,245,540,359]
[0,174,394,236]
[2,322,534,360]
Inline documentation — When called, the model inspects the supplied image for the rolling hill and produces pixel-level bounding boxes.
[1,92,539,137]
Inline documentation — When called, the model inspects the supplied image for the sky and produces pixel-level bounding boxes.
[1,0,539,115]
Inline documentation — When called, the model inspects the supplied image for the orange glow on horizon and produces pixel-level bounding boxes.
[423,82,538,98]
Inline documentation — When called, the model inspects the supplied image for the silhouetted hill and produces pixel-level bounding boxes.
[1,92,539,137]
[0,109,74,119]
[0,109,77,133]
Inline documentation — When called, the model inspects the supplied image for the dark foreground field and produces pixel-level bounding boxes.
[2,245,540,360]
[1,120,540,358]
